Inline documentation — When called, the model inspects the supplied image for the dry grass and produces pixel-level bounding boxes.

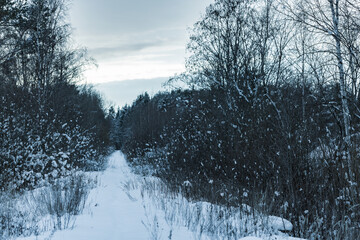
[0,171,96,239]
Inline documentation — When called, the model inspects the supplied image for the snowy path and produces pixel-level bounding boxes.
[18,151,305,240]
[44,151,150,239]
[18,151,195,240]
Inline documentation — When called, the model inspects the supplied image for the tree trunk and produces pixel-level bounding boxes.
[329,0,353,181]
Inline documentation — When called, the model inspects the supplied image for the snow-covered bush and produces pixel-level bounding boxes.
[0,0,109,192]
[0,84,108,191]
[117,85,360,239]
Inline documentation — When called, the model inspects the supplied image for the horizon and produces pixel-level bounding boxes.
[93,77,169,108]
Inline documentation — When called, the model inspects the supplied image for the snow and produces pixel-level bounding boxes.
[239,237,262,240]
[268,216,293,232]
[17,151,306,240]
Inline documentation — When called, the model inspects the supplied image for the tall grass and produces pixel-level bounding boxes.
[122,175,294,240]
[35,172,96,230]
[0,172,96,239]
[125,136,360,239]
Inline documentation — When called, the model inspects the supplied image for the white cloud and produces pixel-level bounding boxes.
[68,0,212,84]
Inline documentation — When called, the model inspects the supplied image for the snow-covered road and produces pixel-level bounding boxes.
[42,151,150,239]
[18,151,305,240]
[18,151,197,239]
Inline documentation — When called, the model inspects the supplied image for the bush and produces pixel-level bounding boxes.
[0,84,108,191]
[117,84,360,239]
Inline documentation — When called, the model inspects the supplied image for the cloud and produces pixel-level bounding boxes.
[69,0,213,84]
[80,27,186,61]
[88,40,165,59]
[82,58,184,84]
[70,0,212,35]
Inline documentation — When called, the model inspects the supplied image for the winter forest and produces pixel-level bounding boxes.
[2,0,360,239]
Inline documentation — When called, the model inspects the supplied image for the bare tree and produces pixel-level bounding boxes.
[0,0,22,84]
[282,0,360,181]
[181,0,293,102]
[185,0,256,91]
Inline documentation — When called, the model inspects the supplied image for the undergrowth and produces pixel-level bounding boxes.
[0,172,96,239]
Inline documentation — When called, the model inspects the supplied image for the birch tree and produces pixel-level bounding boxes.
[284,0,360,181]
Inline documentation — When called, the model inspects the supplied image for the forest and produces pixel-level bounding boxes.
[111,0,360,239]
[2,0,360,239]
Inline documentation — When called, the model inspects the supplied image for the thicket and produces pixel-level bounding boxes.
[0,0,109,192]
[115,85,360,239]
[113,0,360,239]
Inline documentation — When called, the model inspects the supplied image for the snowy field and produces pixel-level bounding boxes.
[17,151,305,240]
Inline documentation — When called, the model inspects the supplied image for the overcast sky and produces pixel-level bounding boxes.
[68,0,212,84]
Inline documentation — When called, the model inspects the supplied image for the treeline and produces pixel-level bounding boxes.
[0,0,109,191]
[112,0,360,239]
